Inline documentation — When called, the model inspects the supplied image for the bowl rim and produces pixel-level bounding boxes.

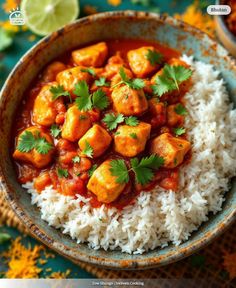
[1,10,236,269]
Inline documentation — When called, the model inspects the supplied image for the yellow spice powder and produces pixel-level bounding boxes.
[107,0,122,7]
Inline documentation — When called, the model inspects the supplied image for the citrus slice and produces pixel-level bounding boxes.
[21,0,79,36]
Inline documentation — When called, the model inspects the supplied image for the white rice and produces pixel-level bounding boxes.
[23,55,236,254]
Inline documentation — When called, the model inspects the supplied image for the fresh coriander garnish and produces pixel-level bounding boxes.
[131,155,164,185]
[102,113,124,131]
[50,85,72,102]
[17,130,53,154]
[80,67,96,76]
[110,159,130,184]
[174,103,188,115]
[130,133,138,139]
[109,154,164,185]
[173,127,186,136]
[88,164,98,177]
[57,168,69,178]
[72,156,81,163]
[125,116,139,126]
[83,141,93,158]
[50,124,61,138]
[151,64,192,97]
[92,89,109,110]
[146,49,163,66]
[112,67,145,90]
[95,77,110,87]
[79,115,88,120]
[74,80,109,111]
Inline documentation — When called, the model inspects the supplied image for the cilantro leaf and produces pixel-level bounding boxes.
[72,156,81,163]
[83,141,93,158]
[0,233,11,244]
[130,133,138,139]
[125,116,139,126]
[35,137,53,154]
[173,127,186,136]
[92,89,109,110]
[0,28,13,51]
[88,164,98,177]
[109,159,129,184]
[95,77,110,87]
[74,81,92,111]
[57,168,69,178]
[152,64,192,97]
[113,67,145,90]
[50,124,61,138]
[80,68,96,76]
[146,49,163,66]
[131,155,164,185]
[17,131,36,153]
[17,130,53,154]
[50,85,72,102]
[103,113,124,130]
[174,103,188,115]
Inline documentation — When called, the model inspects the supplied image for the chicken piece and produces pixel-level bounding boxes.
[87,160,126,203]
[103,52,126,80]
[61,105,91,142]
[150,133,191,168]
[167,104,184,127]
[34,171,52,192]
[127,46,162,78]
[111,85,148,116]
[41,61,66,82]
[56,66,92,96]
[114,122,151,157]
[78,124,112,158]
[13,126,54,168]
[148,99,166,127]
[72,42,108,67]
[32,82,66,127]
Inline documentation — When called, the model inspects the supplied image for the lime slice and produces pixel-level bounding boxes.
[21,0,79,36]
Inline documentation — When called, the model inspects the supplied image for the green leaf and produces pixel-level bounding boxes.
[130,133,138,139]
[0,233,11,244]
[0,28,13,51]
[83,141,93,158]
[152,64,192,96]
[17,130,53,154]
[80,67,96,76]
[17,131,36,153]
[50,124,61,138]
[119,67,129,82]
[131,154,164,185]
[50,85,71,102]
[174,103,188,115]
[173,127,186,136]
[103,113,124,130]
[146,49,163,66]
[92,89,109,110]
[95,77,110,87]
[113,67,145,90]
[109,159,129,184]
[57,168,69,178]
[88,164,98,177]
[125,116,139,126]
[35,137,53,154]
[72,156,81,163]
[74,81,92,111]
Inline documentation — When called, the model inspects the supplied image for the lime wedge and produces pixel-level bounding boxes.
[21,0,79,36]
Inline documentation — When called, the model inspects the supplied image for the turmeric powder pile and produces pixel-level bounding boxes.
[174,0,215,38]
[0,237,71,279]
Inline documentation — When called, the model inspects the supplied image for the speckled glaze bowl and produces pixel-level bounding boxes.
[0,11,236,270]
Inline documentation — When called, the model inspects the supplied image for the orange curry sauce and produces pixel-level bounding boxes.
[12,39,192,210]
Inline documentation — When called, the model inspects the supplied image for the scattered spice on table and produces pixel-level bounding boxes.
[107,0,122,6]
[174,0,215,38]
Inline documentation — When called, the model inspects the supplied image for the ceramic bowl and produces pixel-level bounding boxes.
[0,11,235,270]
[215,0,236,57]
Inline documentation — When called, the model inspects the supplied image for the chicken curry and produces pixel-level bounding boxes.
[12,39,192,209]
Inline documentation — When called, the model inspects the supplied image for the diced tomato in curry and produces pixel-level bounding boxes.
[12,39,192,210]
